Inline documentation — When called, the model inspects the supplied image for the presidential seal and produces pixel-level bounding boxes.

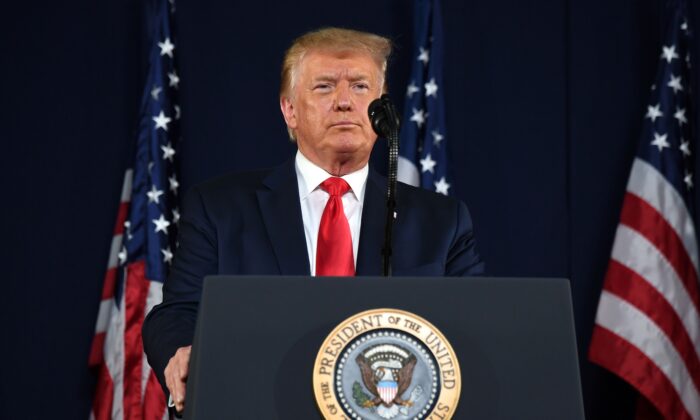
[313,309,461,420]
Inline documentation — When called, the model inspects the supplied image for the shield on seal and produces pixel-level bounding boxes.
[377,380,398,405]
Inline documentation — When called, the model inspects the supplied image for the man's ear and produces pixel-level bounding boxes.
[280,96,297,129]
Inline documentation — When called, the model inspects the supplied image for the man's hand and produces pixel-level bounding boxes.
[164,345,192,413]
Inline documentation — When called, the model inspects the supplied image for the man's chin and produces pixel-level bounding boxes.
[328,142,374,161]
[328,133,375,150]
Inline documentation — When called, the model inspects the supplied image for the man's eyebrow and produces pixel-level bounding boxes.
[348,74,371,82]
[312,74,338,82]
[311,72,372,82]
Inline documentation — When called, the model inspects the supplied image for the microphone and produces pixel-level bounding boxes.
[368,94,400,277]
[368,95,400,138]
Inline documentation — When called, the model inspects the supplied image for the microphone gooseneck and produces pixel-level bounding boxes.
[368,94,400,277]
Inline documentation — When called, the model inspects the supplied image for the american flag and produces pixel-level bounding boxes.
[398,0,452,196]
[588,2,700,418]
[89,0,181,418]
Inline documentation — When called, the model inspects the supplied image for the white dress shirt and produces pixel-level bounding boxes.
[295,150,368,275]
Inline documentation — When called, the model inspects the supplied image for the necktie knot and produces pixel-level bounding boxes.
[320,177,351,197]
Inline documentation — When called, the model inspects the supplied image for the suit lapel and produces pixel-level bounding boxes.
[356,169,385,276]
[256,159,310,275]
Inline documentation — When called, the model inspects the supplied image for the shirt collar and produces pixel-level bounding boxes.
[295,149,368,202]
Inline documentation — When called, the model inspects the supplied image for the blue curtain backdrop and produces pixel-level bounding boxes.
[2,0,699,418]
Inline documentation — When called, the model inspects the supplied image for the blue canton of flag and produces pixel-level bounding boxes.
[89,0,181,418]
[589,1,700,418]
[126,0,181,285]
[635,3,695,205]
[398,0,451,196]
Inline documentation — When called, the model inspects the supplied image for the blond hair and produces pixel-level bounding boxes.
[280,27,392,99]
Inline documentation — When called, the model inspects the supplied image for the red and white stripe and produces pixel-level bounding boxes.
[90,170,131,368]
[89,170,167,420]
[590,158,700,419]
[378,384,398,405]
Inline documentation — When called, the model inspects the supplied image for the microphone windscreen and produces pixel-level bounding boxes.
[368,95,391,138]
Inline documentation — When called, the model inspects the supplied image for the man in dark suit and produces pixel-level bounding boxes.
[142,27,484,413]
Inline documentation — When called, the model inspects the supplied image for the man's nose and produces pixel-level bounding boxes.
[334,85,353,111]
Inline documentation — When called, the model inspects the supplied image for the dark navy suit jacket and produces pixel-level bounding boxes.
[143,159,484,391]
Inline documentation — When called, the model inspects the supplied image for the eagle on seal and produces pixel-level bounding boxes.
[356,352,417,408]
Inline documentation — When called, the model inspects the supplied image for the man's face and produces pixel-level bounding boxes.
[280,49,383,175]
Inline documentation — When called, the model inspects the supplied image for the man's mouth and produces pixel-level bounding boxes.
[330,121,358,128]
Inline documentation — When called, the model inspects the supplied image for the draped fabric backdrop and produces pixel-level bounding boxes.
[2,0,699,418]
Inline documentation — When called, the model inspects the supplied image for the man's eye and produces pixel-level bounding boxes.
[314,84,332,91]
[353,83,369,91]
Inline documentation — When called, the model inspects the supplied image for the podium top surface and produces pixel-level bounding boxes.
[184,276,584,420]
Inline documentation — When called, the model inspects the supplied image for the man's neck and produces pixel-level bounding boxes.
[295,150,369,203]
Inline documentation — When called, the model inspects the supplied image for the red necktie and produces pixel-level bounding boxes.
[316,177,355,276]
